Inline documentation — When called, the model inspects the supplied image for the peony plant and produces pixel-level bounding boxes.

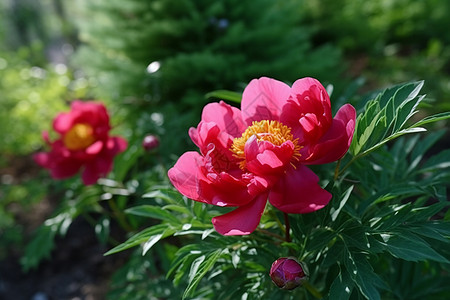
[24,78,450,300]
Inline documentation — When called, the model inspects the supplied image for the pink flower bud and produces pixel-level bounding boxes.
[142,135,160,151]
[270,257,307,290]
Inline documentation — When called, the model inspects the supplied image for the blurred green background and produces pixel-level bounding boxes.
[0,0,449,298]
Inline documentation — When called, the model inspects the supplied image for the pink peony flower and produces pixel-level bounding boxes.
[168,77,356,235]
[34,100,128,185]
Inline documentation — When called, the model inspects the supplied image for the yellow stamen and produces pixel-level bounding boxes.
[63,123,96,150]
[231,120,302,170]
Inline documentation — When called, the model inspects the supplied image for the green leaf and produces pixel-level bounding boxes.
[344,252,387,300]
[142,188,186,205]
[331,185,354,221]
[327,269,354,300]
[409,111,450,128]
[183,249,223,299]
[408,130,446,173]
[350,81,428,157]
[104,224,178,255]
[163,204,191,215]
[167,243,218,281]
[20,225,57,271]
[113,143,144,182]
[408,221,450,243]
[378,231,449,263]
[350,99,385,155]
[359,127,427,157]
[125,205,181,224]
[205,89,242,103]
[307,229,337,252]
[94,216,110,245]
[420,149,450,173]
[341,223,370,251]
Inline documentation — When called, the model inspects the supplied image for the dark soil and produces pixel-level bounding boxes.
[0,155,128,300]
[0,217,127,300]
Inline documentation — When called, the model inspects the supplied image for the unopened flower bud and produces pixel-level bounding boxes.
[142,135,159,151]
[270,257,307,290]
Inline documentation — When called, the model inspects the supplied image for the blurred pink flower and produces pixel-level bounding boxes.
[168,77,356,235]
[34,100,127,185]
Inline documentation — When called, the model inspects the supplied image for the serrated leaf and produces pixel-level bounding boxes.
[125,205,181,224]
[183,249,223,299]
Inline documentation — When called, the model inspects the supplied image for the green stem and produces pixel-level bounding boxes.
[108,198,133,232]
[269,209,286,235]
[284,213,291,242]
[338,149,376,178]
[334,158,342,181]
[303,280,323,299]
[336,156,357,178]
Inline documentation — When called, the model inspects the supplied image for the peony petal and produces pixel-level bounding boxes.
[245,137,294,176]
[302,104,356,165]
[42,131,51,144]
[113,136,128,153]
[105,136,128,156]
[299,113,319,133]
[290,78,331,120]
[85,140,104,155]
[206,179,255,207]
[81,164,102,185]
[212,193,268,235]
[168,151,206,202]
[49,158,83,179]
[33,152,51,168]
[53,111,77,134]
[279,77,333,144]
[189,122,224,156]
[241,77,291,124]
[201,101,246,138]
[269,165,331,214]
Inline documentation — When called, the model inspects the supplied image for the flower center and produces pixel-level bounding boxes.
[63,123,96,151]
[231,120,301,170]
